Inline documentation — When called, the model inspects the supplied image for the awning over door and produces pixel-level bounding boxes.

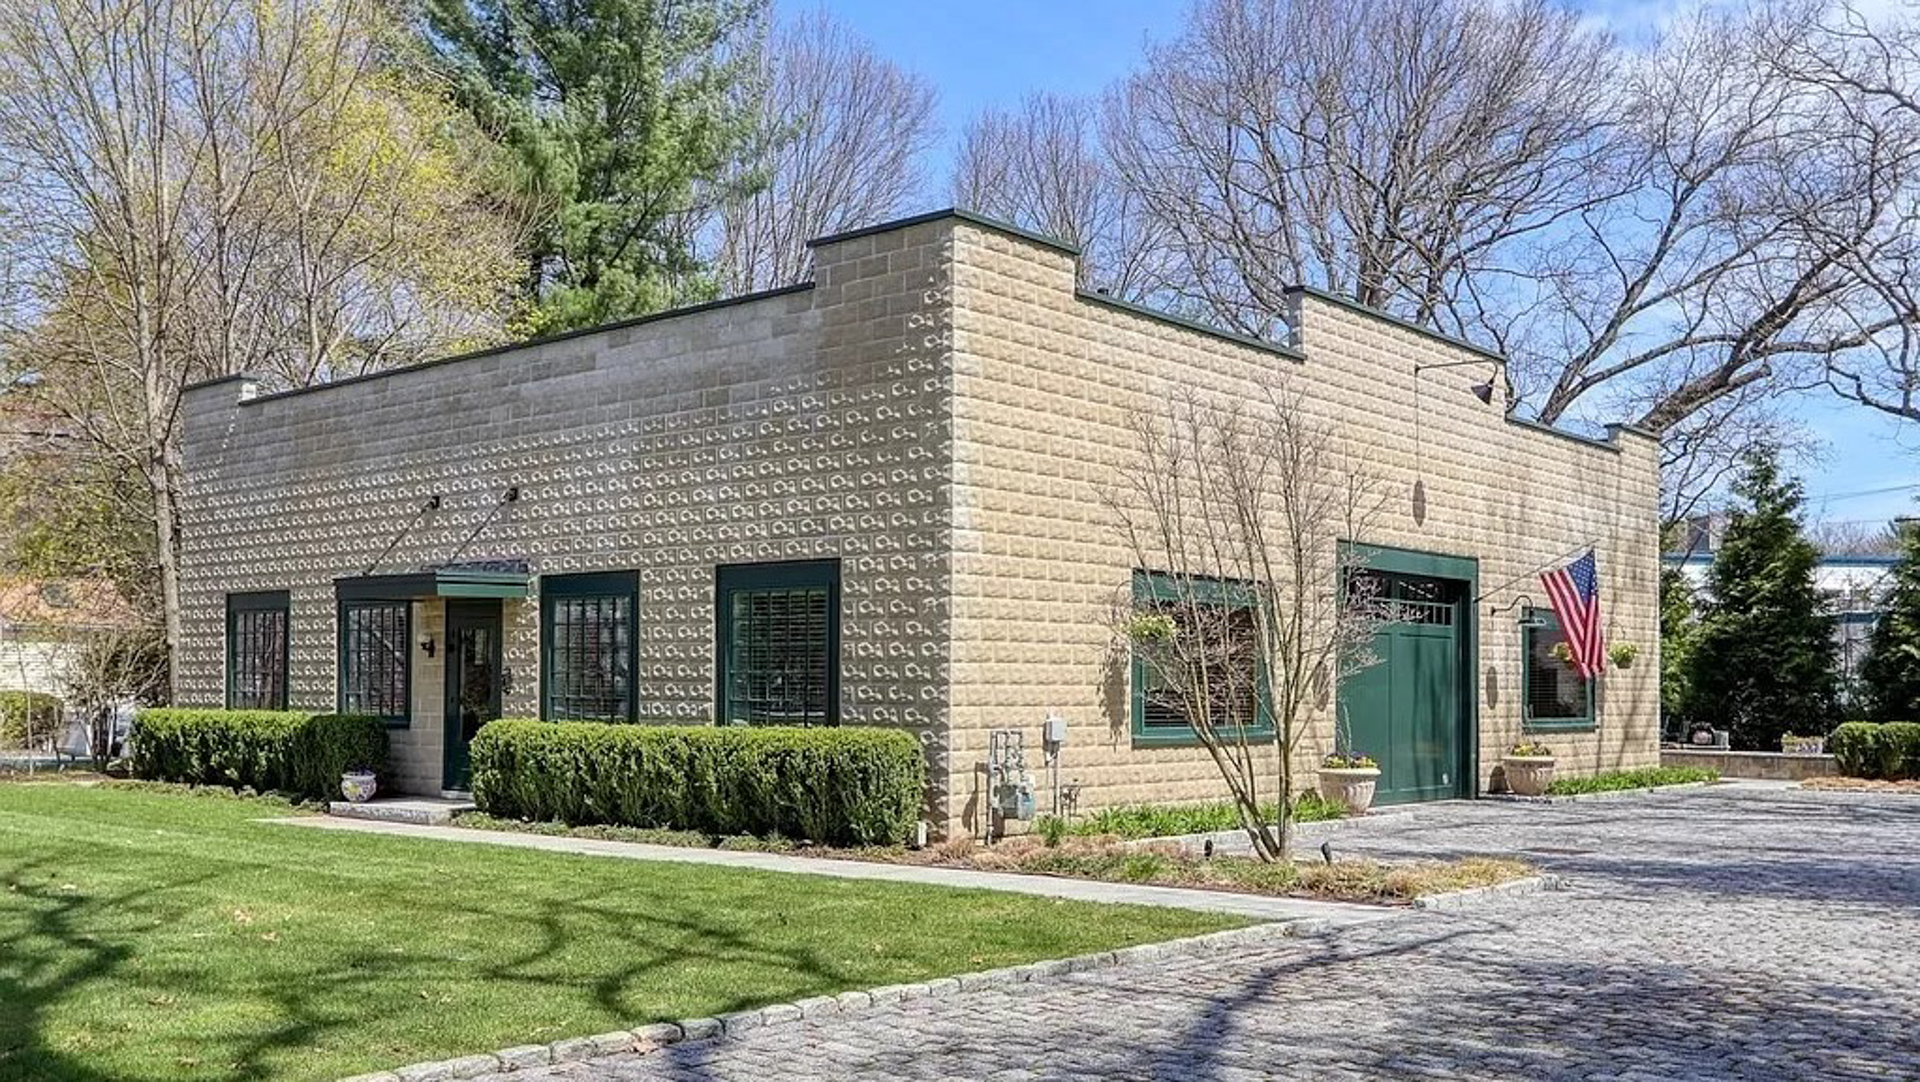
[333,565,529,602]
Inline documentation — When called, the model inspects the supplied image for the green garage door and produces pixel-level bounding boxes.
[1339,573,1469,805]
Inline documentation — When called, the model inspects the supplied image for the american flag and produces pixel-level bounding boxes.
[1541,550,1605,679]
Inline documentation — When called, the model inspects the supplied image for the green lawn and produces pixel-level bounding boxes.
[0,783,1241,1082]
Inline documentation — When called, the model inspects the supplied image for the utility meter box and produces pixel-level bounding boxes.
[1043,713,1068,747]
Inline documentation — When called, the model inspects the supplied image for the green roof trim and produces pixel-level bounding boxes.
[1284,284,1510,366]
[182,283,816,404]
[1076,290,1305,360]
[807,207,1082,256]
[334,568,529,601]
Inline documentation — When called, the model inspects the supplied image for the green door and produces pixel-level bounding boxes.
[443,601,502,792]
[1339,575,1467,805]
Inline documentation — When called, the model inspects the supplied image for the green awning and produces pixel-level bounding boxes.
[333,567,529,601]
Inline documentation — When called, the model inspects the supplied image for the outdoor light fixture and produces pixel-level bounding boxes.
[1408,355,1505,525]
[1489,594,1546,626]
[419,633,436,659]
[1413,357,1503,406]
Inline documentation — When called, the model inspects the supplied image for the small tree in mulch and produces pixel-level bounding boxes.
[1687,449,1838,751]
[1107,385,1389,862]
[1860,518,1920,723]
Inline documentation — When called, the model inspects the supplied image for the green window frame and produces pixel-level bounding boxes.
[1523,606,1595,732]
[1129,570,1273,747]
[540,571,639,722]
[715,559,840,726]
[226,591,290,710]
[337,599,411,727]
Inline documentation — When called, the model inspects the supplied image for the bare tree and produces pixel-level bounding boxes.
[1763,1,1920,424]
[66,623,169,766]
[1109,385,1388,861]
[1103,0,1614,338]
[1517,3,1920,433]
[708,8,937,293]
[1658,386,1815,531]
[1806,518,1901,556]
[0,0,523,688]
[953,93,1177,298]
[1087,0,1920,450]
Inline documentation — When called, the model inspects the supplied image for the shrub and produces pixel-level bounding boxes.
[130,709,387,800]
[0,690,63,748]
[1880,722,1920,780]
[468,720,927,846]
[1829,721,1888,778]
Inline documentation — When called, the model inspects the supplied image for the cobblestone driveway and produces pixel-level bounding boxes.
[476,785,1920,1081]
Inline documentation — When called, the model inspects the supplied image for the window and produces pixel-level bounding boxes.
[716,560,839,726]
[1524,607,1594,731]
[541,572,638,722]
[338,600,411,725]
[1130,571,1270,745]
[226,591,290,710]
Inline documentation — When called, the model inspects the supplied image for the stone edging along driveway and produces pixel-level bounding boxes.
[335,921,1318,1082]
[336,873,1559,1082]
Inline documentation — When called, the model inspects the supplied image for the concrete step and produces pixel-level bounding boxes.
[327,797,475,826]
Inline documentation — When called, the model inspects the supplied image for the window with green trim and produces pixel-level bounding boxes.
[338,600,410,725]
[1524,607,1594,730]
[716,560,839,726]
[1130,571,1269,745]
[541,571,638,722]
[226,591,290,710]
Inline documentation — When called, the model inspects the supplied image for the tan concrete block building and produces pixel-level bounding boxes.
[176,210,1660,838]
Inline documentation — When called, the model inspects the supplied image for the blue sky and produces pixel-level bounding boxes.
[824,0,1920,527]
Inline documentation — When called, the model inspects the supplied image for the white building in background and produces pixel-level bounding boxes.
[1664,543,1897,708]
[0,578,139,700]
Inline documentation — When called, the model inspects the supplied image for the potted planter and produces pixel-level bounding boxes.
[340,770,379,804]
[1502,740,1556,797]
[1317,753,1381,814]
[1608,642,1640,670]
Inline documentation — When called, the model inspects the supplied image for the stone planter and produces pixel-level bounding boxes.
[1502,756,1556,797]
[1317,767,1381,814]
[340,771,378,804]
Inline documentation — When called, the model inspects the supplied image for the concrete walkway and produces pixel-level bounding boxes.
[272,815,1392,924]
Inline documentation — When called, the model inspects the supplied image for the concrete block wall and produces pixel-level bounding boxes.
[176,208,1657,834]
[176,219,956,800]
[945,220,1660,837]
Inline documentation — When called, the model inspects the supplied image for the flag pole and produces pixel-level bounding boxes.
[1471,540,1601,605]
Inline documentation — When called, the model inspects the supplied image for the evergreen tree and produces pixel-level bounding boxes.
[1687,450,1839,749]
[421,0,767,332]
[1658,566,1698,737]
[1860,519,1920,721]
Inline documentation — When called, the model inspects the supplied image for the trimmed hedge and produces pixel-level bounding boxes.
[0,690,62,748]
[1828,721,1920,780]
[470,720,927,846]
[130,710,386,801]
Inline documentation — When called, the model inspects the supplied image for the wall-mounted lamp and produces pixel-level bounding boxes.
[419,633,436,659]
[1489,593,1548,626]
[1413,357,1502,407]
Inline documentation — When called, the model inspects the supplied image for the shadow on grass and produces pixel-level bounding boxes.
[0,858,195,1082]
[0,852,878,1082]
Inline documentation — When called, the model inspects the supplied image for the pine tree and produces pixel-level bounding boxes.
[420,0,767,332]
[1860,520,1920,721]
[1658,566,1698,737]
[1687,450,1838,750]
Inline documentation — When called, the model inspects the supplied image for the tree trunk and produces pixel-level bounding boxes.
[148,458,185,703]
